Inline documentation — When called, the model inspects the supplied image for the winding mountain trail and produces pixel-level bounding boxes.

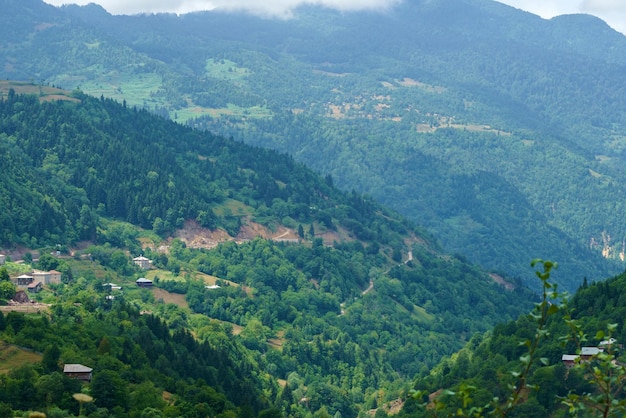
[362,279,374,295]
[362,250,413,296]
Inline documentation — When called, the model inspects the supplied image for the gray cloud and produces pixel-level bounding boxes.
[502,0,626,34]
[580,0,623,13]
[579,0,626,34]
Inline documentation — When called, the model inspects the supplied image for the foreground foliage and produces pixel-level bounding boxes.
[0,299,269,417]
[404,260,626,417]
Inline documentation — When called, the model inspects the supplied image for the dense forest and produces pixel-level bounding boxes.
[0,88,538,416]
[2,0,625,288]
[400,264,626,417]
[5,0,626,415]
[0,283,270,417]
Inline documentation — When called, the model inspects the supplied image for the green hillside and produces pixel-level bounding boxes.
[402,262,626,417]
[0,87,536,416]
[1,0,622,288]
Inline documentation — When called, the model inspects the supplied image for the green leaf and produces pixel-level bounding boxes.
[547,304,559,315]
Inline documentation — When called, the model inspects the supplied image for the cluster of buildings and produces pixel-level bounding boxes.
[14,270,62,293]
[561,338,620,367]
[0,253,152,383]
[0,253,153,297]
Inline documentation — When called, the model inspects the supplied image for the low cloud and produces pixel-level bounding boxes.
[579,0,626,34]
[43,0,626,34]
[45,0,401,17]
[580,0,623,13]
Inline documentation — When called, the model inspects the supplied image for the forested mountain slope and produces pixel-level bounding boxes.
[0,87,536,416]
[401,266,626,417]
[0,300,271,417]
[3,0,626,288]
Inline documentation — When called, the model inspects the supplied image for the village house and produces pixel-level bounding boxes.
[562,344,614,367]
[0,254,5,265]
[63,364,93,382]
[31,271,50,285]
[135,277,153,287]
[133,256,151,269]
[48,270,62,284]
[103,283,122,290]
[15,274,33,287]
[561,354,579,367]
[27,281,43,293]
[581,347,604,359]
[599,338,620,349]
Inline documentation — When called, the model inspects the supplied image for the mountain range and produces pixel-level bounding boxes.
[0,81,537,416]
[4,0,626,288]
[2,0,626,415]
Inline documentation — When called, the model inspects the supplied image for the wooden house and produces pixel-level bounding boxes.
[27,281,42,293]
[136,277,153,287]
[63,364,93,382]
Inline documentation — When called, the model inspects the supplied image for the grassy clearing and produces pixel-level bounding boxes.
[77,72,165,109]
[146,269,183,282]
[173,103,272,123]
[49,71,166,110]
[213,199,254,217]
[146,269,240,288]
[411,304,434,322]
[0,342,41,373]
[66,258,109,281]
[151,287,188,308]
[205,59,251,81]
[0,80,78,102]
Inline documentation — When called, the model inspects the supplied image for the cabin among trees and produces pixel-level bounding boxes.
[135,277,153,287]
[63,364,93,382]
[561,339,621,367]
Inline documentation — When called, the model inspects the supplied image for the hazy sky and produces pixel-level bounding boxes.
[43,0,626,34]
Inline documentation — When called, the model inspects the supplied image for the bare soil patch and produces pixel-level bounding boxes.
[174,220,233,249]
[151,288,188,308]
[489,272,515,290]
[174,219,304,249]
